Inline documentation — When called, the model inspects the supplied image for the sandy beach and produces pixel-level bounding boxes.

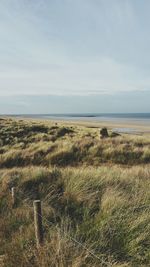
[7,115,150,136]
[61,119,150,135]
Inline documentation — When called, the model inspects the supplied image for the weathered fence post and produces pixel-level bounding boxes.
[11,187,16,207]
[33,200,43,248]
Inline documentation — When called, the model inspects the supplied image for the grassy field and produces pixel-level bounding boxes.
[0,117,150,267]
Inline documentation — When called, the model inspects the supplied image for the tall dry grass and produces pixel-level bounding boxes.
[0,118,150,266]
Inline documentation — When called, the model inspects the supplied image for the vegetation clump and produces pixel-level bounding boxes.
[56,126,74,137]
[110,132,121,138]
[100,127,109,138]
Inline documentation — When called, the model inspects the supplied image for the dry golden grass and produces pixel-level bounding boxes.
[0,118,150,266]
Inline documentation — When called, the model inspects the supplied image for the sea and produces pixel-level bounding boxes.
[6,113,150,122]
[10,113,150,123]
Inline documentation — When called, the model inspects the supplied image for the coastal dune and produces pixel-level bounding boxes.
[0,117,150,267]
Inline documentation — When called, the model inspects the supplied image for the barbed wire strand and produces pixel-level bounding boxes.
[9,188,150,264]
[12,191,105,263]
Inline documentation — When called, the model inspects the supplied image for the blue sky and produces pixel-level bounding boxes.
[0,0,150,113]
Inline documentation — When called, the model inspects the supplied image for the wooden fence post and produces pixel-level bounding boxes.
[33,200,43,248]
[11,187,16,207]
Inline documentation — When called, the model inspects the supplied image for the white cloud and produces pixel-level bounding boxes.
[0,0,150,97]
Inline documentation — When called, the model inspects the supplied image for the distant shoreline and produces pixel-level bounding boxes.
[1,112,150,120]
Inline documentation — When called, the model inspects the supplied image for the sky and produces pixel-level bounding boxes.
[0,0,150,113]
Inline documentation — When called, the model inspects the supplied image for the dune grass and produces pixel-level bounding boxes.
[0,118,150,168]
[0,118,150,266]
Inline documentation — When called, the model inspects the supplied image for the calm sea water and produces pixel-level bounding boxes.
[12,113,150,124]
